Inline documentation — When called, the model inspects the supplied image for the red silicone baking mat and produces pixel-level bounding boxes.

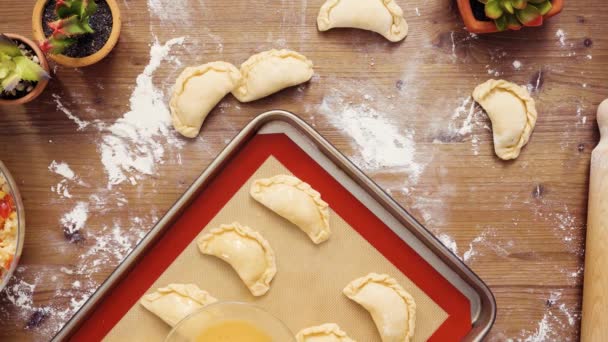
[70,132,472,341]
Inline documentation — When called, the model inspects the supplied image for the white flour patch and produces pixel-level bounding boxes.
[3,279,36,311]
[319,88,425,183]
[148,0,191,23]
[436,96,488,156]
[461,228,512,263]
[516,290,579,341]
[48,161,75,180]
[555,29,566,47]
[513,60,522,70]
[48,161,82,199]
[437,233,458,256]
[60,202,89,235]
[99,37,185,188]
[52,94,90,130]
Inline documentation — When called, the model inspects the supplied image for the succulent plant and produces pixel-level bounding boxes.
[0,35,49,95]
[40,0,98,54]
[478,0,553,31]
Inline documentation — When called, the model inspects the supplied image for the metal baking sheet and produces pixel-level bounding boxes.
[54,110,496,341]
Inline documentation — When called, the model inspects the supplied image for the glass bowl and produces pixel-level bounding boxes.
[0,161,25,292]
[165,301,295,342]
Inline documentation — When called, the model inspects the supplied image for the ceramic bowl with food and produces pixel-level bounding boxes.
[0,161,25,291]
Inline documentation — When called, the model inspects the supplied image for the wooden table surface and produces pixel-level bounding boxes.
[1,0,606,340]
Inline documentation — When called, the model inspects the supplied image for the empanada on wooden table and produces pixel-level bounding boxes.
[170,62,241,138]
[472,79,537,160]
[232,49,314,102]
[317,0,408,42]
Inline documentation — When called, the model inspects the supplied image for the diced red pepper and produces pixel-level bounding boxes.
[0,194,14,219]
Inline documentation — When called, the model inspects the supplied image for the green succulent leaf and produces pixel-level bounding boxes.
[516,3,541,24]
[511,0,528,9]
[506,13,523,29]
[82,0,98,17]
[13,56,48,82]
[530,0,553,15]
[494,15,509,31]
[485,0,504,19]
[477,0,489,4]
[1,71,21,92]
[501,0,514,14]
[527,0,547,3]
[0,35,22,58]
[0,60,16,79]
[44,0,98,55]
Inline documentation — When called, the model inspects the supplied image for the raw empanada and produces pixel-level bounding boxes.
[343,273,416,342]
[317,0,408,42]
[197,222,276,296]
[232,49,314,102]
[250,175,330,244]
[140,283,218,327]
[472,79,538,160]
[296,323,356,342]
[170,62,241,138]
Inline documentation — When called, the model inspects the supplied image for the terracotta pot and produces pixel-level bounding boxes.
[0,34,50,106]
[32,0,122,67]
[457,0,564,34]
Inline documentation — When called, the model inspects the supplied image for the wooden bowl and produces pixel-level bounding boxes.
[456,0,564,34]
[32,0,122,68]
[0,33,50,106]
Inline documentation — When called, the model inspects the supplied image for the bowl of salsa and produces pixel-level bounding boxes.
[0,161,25,291]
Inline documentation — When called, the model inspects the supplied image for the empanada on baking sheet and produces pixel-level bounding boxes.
[197,222,277,296]
[250,174,330,244]
[232,49,314,102]
[317,0,408,42]
[140,283,218,327]
[170,62,241,138]
[296,323,356,342]
[344,273,416,342]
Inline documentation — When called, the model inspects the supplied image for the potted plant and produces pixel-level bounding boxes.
[32,0,122,68]
[457,0,564,34]
[0,34,50,106]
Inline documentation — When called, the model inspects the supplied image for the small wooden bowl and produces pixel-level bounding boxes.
[32,0,122,68]
[457,0,564,34]
[0,34,50,106]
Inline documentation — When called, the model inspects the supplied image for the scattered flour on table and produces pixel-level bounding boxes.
[99,37,185,188]
[555,29,566,47]
[52,94,91,131]
[512,60,522,70]
[60,202,89,235]
[318,88,425,183]
[48,161,75,180]
[48,161,82,199]
[437,234,458,255]
[515,290,579,342]
[148,0,191,23]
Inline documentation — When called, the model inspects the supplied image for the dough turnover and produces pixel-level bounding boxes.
[140,283,218,327]
[343,273,416,342]
[250,175,330,244]
[197,222,277,296]
[232,49,314,102]
[317,0,408,42]
[472,79,538,160]
[170,62,241,138]
[296,323,356,342]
